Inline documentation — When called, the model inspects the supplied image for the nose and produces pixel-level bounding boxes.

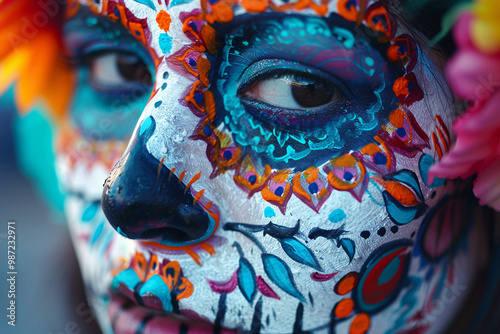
[101,116,216,246]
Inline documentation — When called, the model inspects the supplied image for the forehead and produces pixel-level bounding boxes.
[70,0,402,76]
[77,0,382,14]
[74,0,396,35]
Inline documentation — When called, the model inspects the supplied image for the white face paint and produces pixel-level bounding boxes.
[58,1,487,333]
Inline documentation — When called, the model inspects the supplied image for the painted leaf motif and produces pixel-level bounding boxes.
[237,258,257,303]
[279,238,322,271]
[340,238,356,263]
[261,253,305,302]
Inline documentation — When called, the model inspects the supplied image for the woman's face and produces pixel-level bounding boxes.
[59,0,473,333]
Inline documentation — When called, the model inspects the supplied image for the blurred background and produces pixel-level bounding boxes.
[0,90,101,334]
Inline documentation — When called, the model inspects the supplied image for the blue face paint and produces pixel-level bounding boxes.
[207,13,404,170]
[63,8,155,141]
[328,208,346,223]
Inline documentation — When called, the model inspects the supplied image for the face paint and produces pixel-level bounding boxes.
[56,1,489,333]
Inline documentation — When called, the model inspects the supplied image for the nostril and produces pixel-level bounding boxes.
[101,116,216,246]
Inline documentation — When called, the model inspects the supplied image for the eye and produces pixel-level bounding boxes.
[235,66,349,133]
[85,51,153,92]
[241,73,344,110]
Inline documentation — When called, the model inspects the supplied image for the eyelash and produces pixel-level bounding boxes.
[235,65,350,133]
[238,68,343,96]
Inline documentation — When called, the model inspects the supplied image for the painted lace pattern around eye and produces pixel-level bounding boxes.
[168,0,432,215]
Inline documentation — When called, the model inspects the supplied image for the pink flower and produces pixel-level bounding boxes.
[430,13,500,210]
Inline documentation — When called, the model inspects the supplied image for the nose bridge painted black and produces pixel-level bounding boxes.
[101,116,211,245]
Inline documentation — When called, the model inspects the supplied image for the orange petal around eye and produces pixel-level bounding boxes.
[393,77,410,98]
[303,167,319,183]
[241,0,269,13]
[203,90,216,122]
[128,21,147,45]
[331,154,359,168]
[292,174,312,201]
[366,6,391,37]
[327,155,366,190]
[360,143,380,156]
[388,108,406,128]
[273,170,292,184]
[387,45,401,63]
[262,184,291,203]
[337,0,358,21]
[197,56,211,87]
[200,25,218,55]
[210,2,234,24]
[66,0,81,18]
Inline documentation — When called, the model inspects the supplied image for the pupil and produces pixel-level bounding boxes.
[117,54,152,86]
[291,81,334,108]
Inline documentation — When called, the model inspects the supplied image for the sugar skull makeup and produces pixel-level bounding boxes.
[49,0,490,333]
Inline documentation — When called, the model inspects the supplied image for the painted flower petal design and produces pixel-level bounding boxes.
[233,155,272,196]
[387,34,418,71]
[292,167,333,212]
[353,136,396,175]
[374,169,427,225]
[323,154,368,202]
[378,108,430,158]
[261,170,293,214]
[393,72,423,106]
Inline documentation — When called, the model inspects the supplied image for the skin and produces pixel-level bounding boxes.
[57,0,490,333]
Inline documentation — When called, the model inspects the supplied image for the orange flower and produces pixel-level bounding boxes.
[0,0,74,122]
[156,10,172,32]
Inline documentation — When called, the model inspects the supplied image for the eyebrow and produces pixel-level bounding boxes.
[211,12,394,62]
[64,7,122,32]
[215,12,386,40]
